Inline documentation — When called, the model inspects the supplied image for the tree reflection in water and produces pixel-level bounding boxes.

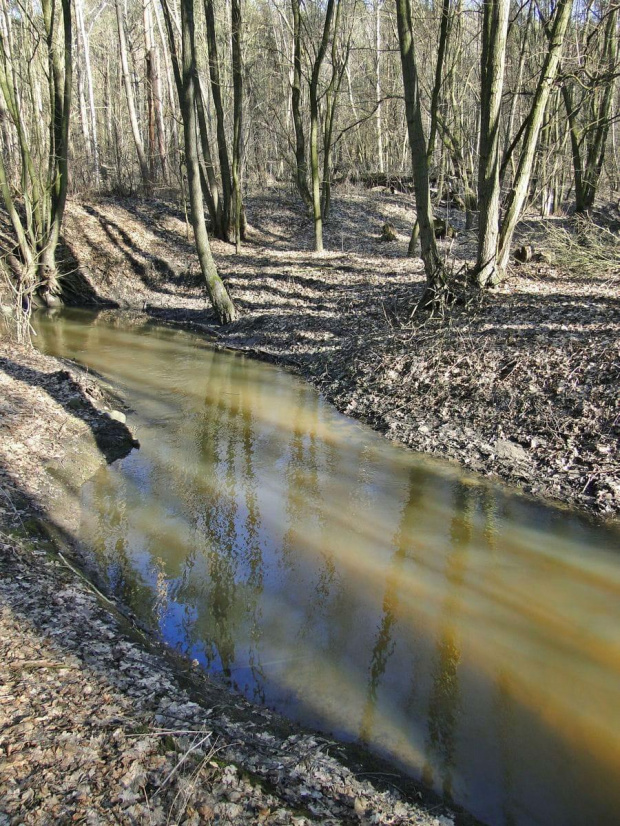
[38,311,620,826]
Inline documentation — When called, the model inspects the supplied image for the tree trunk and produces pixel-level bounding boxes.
[427,0,452,163]
[395,0,445,295]
[291,0,312,210]
[144,0,157,181]
[321,0,346,222]
[375,0,384,174]
[204,0,232,238]
[496,0,574,273]
[196,73,224,234]
[178,0,236,323]
[116,0,151,191]
[40,0,72,298]
[231,0,243,252]
[75,11,91,173]
[309,0,337,253]
[575,3,619,211]
[75,0,100,188]
[562,83,586,210]
[153,0,180,181]
[474,0,510,287]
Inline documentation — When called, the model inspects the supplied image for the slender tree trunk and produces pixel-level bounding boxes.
[496,0,574,273]
[103,55,113,164]
[75,13,91,170]
[309,0,337,253]
[395,0,445,295]
[152,43,168,181]
[176,0,236,323]
[231,0,243,252]
[375,0,384,174]
[428,0,452,162]
[116,0,151,191]
[39,0,72,298]
[502,3,532,182]
[291,0,312,209]
[76,0,100,187]
[321,0,346,221]
[474,0,510,287]
[309,81,323,251]
[204,0,232,238]
[196,73,224,233]
[577,3,619,211]
[144,0,157,181]
[153,0,179,180]
[562,83,586,210]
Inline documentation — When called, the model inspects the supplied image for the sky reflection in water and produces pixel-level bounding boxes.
[36,311,620,826]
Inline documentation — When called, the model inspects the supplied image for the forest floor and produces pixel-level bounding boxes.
[0,185,618,825]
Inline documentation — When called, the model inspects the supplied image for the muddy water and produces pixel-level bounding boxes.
[35,310,620,826]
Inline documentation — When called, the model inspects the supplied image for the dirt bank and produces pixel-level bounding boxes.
[62,191,619,519]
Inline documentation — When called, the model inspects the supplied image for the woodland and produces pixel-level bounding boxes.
[0,0,617,326]
[0,1,619,823]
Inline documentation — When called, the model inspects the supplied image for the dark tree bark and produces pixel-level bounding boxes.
[204,0,233,239]
[563,3,619,212]
[291,0,312,210]
[231,0,243,252]
[309,0,338,252]
[195,74,224,235]
[162,0,237,323]
[474,0,510,287]
[496,0,574,273]
[40,0,72,293]
[395,0,446,297]
[427,0,452,161]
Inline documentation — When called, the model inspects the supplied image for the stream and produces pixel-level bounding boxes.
[35,309,620,826]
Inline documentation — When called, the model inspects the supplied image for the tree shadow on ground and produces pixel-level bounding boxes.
[78,205,201,297]
[0,356,137,464]
[242,190,416,256]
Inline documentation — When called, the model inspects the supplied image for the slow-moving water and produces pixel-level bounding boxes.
[35,310,620,826]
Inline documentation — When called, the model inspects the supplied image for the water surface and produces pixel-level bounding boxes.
[35,310,620,826]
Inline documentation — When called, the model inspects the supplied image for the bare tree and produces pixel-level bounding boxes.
[474,0,510,287]
[75,0,100,187]
[309,0,338,252]
[495,0,574,275]
[291,0,312,209]
[231,0,243,251]
[0,0,72,304]
[562,0,620,212]
[395,0,446,299]
[161,0,237,323]
[116,0,152,190]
